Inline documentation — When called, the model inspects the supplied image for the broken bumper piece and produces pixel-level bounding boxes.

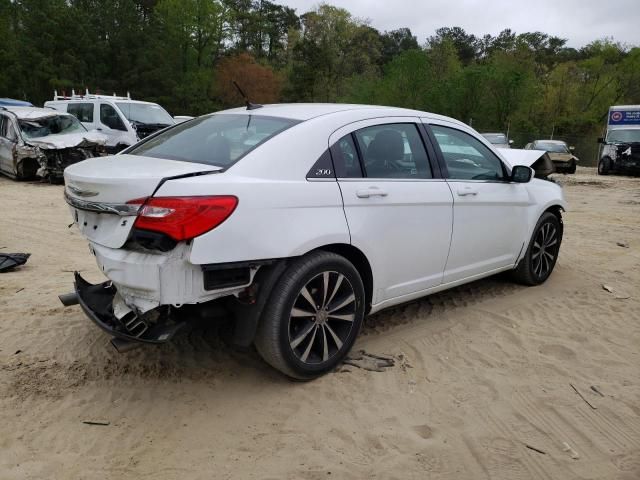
[70,272,186,345]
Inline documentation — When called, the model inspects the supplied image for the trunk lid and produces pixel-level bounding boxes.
[64,154,220,248]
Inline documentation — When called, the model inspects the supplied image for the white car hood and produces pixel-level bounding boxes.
[497,148,546,167]
[26,131,107,149]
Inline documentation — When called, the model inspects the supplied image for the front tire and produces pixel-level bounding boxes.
[254,251,365,380]
[512,212,562,286]
[598,157,611,175]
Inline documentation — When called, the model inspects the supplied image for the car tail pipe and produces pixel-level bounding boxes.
[58,292,79,307]
[110,337,142,353]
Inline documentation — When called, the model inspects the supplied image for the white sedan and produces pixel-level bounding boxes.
[60,104,566,379]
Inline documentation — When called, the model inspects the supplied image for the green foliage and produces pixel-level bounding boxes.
[1,0,639,162]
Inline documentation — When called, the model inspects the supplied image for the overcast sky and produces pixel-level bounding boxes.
[278,0,640,48]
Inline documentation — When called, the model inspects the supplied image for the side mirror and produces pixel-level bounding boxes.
[597,137,604,144]
[511,165,533,183]
[569,146,575,151]
[509,139,514,144]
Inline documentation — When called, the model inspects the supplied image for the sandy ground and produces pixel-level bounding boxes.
[0,168,639,479]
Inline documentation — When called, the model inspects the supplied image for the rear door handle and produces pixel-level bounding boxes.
[457,187,478,196]
[356,187,388,198]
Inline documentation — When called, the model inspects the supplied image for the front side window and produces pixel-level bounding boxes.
[19,114,87,139]
[353,123,432,179]
[0,115,16,141]
[5,120,17,142]
[128,114,298,168]
[100,104,127,131]
[67,103,94,122]
[432,125,505,181]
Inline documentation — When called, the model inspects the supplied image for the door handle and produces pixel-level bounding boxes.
[457,187,478,197]
[96,128,103,131]
[356,187,388,198]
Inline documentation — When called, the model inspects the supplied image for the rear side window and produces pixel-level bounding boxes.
[68,103,94,122]
[128,114,299,168]
[331,134,362,178]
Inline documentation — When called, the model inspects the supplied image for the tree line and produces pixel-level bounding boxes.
[2,0,639,160]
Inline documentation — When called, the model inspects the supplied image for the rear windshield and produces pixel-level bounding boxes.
[128,114,299,167]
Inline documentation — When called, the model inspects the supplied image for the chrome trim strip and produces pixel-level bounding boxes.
[64,191,140,216]
[335,177,446,182]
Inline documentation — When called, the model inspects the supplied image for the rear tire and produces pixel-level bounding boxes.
[512,212,562,286]
[254,251,365,380]
[598,157,611,175]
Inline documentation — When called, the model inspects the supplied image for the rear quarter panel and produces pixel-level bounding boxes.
[158,174,350,265]
[155,116,362,264]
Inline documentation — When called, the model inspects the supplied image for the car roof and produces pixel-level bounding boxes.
[610,105,640,110]
[47,98,159,106]
[534,139,566,144]
[0,98,33,107]
[216,103,468,127]
[609,125,640,130]
[2,106,68,120]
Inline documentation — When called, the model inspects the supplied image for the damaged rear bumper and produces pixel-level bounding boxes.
[65,272,186,344]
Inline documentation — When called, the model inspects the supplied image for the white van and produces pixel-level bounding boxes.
[597,105,640,175]
[45,91,175,153]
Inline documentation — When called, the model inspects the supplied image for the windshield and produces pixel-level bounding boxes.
[19,114,87,139]
[116,102,174,126]
[128,114,299,167]
[535,141,569,153]
[482,133,508,144]
[607,129,640,143]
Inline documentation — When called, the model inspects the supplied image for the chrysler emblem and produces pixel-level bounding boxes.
[67,184,99,197]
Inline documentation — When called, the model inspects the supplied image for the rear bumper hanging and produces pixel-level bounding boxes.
[64,272,186,344]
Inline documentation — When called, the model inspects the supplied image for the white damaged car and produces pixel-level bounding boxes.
[0,106,106,182]
[60,104,566,379]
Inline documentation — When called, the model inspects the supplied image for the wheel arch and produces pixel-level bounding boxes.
[544,204,564,222]
[543,203,564,239]
[312,243,374,314]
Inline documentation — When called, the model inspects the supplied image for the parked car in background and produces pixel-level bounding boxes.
[0,98,33,107]
[0,106,106,182]
[481,132,513,148]
[597,105,640,176]
[524,139,578,174]
[61,103,566,380]
[45,90,175,153]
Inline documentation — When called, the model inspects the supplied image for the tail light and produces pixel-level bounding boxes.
[127,196,238,241]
